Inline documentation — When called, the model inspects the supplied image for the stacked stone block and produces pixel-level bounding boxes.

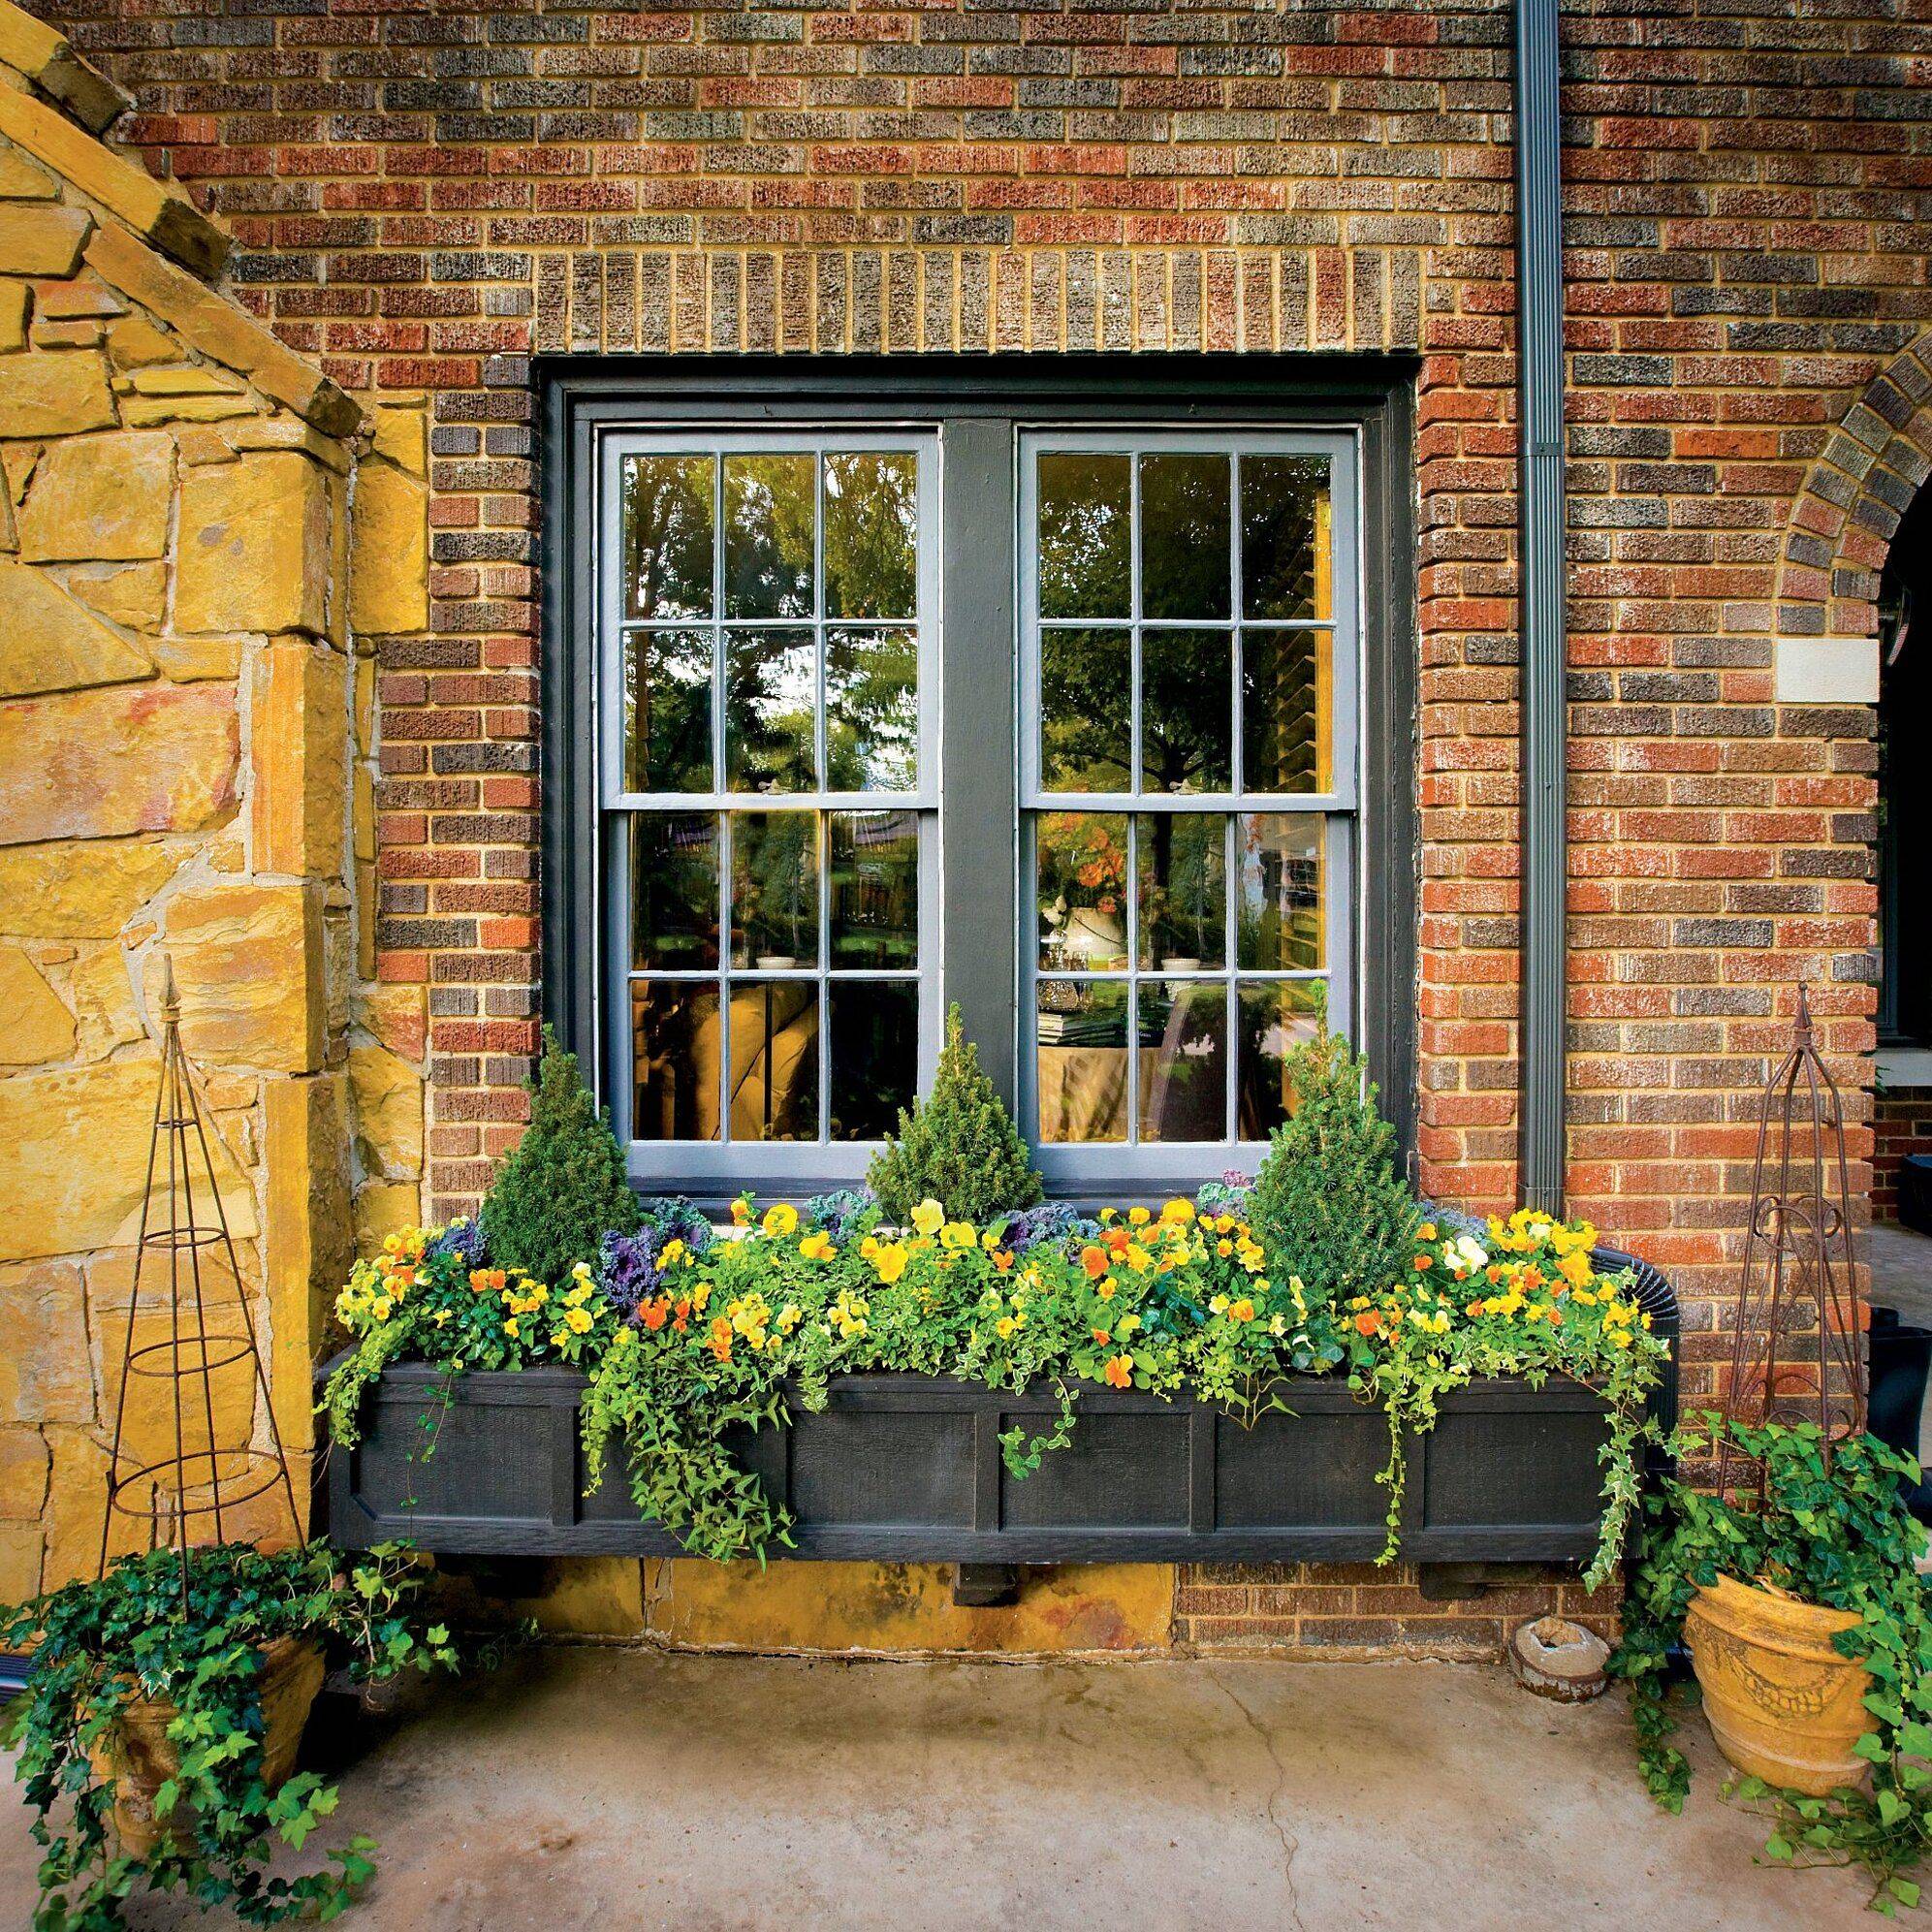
[0,16,432,1595]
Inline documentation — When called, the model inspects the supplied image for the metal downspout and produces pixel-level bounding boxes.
[1514,0,1568,1213]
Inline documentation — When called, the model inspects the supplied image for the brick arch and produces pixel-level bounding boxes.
[1779,332,1932,646]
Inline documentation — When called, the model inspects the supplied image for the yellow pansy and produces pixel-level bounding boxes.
[799,1230,836,1261]
[911,1199,945,1237]
[762,1202,799,1238]
[872,1243,908,1284]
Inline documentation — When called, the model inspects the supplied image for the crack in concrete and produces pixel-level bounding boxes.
[1207,1663,1307,1932]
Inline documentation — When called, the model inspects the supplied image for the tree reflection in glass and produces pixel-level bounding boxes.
[827,627,917,790]
[1140,453,1230,620]
[1241,455,1330,620]
[623,454,713,621]
[1141,628,1231,793]
[732,810,819,967]
[623,628,712,793]
[725,628,815,792]
[724,453,813,618]
[829,810,917,969]
[824,452,916,619]
[1040,628,1130,792]
[631,813,719,969]
[1136,813,1225,969]
[1037,453,1129,619]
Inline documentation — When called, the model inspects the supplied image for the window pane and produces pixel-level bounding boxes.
[827,626,918,791]
[729,980,820,1142]
[1036,810,1129,972]
[1236,980,1327,1142]
[829,980,917,1140]
[1035,979,1130,1143]
[632,981,721,1141]
[724,453,814,619]
[824,452,917,619]
[623,627,713,793]
[1242,628,1329,794]
[1037,452,1129,620]
[1141,628,1232,794]
[631,813,719,969]
[1136,812,1225,969]
[1238,812,1324,970]
[1041,627,1129,792]
[725,628,816,792]
[1139,980,1228,1143]
[732,810,819,968]
[829,809,917,969]
[1140,453,1230,620]
[1241,455,1331,621]
[622,455,714,621]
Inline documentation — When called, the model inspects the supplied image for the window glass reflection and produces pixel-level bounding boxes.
[1036,811,1130,972]
[1035,979,1130,1144]
[824,452,917,619]
[622,455,713,621]
[724,453,814,619]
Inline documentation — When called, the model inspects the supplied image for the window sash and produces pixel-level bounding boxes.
[595,429,943,1181]
[1016,428,1362,1186]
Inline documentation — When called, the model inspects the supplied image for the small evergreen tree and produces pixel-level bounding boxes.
[1247,1028,1418,1302]
[868,1006,1044,1222]
[481,1027,642,1283]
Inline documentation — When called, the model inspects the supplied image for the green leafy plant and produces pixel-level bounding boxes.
[481,1027,641,1285]
[323,1176,1659,1583]
[1248,1027,1418,1306]
[1610,1415,1932,1914]
[867,1005,1044,1222]
[1,1540,461,1931]
[1340,1205,1666,1584]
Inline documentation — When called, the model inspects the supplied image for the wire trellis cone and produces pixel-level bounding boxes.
[96,958,302,1604]
[1715,982,1867,1501]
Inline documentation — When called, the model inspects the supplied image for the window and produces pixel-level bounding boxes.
[1019,433,1357,1187]
[598,434,939,1183]
[552,364,1413,1203]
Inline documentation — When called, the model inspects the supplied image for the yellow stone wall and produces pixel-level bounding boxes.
[0,28,414,1599]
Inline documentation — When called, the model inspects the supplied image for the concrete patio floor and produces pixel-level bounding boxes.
[4,1644,1882,1929]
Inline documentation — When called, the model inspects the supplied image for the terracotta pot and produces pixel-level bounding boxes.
[1683,1572,1875,1796]
[91,1635,324,1858]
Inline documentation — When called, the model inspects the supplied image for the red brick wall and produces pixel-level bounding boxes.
[32,0,1929,1645]
[1876,1087,1932,1222]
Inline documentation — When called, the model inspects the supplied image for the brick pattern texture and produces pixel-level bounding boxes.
[30,0,1931,1648]
[1876,1086,1932,1223]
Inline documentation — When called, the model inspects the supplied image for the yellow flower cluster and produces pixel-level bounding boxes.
[826,1287,869,1341]
[548,1260,600,1346]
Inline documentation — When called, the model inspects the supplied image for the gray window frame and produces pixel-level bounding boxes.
[541,357,1418,1207]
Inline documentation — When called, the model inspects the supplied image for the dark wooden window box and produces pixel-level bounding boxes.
[327,1367,1613,1564]
[321,1247,1675,1566]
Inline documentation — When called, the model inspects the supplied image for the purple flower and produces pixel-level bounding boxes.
[599,1226,667,1319]
[430,1218,488,1267]
[996,1201,1080,1255]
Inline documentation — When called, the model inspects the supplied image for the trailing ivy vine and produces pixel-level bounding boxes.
[1609,1415,1932,1914]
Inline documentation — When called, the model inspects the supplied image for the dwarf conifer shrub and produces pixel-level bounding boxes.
[1248,1028,1417,1302]
[868,1005,1044,1222]
[481,1027,642,1284]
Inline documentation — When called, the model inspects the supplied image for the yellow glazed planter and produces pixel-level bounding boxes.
[90,1636,325,1858]
[1683,1572,1875,1796]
